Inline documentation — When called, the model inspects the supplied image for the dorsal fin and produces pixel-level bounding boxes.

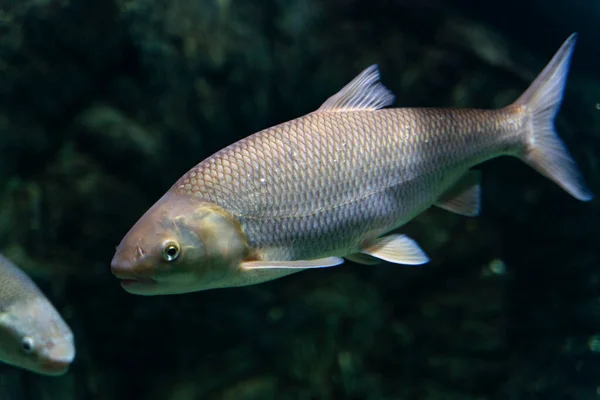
[316,64,395,112]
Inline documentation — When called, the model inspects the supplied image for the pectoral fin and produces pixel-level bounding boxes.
[435,170,481,217]
[241,256,344,270]
[361,234,429,265]
[345,253,382,265]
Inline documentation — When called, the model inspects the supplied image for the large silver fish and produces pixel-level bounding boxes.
[0,254,75,375]
[111,33,592,295]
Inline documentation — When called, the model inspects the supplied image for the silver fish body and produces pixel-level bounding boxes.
[111,33,592,295]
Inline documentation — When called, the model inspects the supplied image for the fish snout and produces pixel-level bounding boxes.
[40,339,75,376]
[110,253,135,277]
[111,244,146,276]
[111,250,158,289]
[111,261,154,281]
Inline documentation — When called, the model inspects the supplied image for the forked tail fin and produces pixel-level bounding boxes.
[513,33,593,201]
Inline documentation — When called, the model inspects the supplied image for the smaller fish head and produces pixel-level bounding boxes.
[0,298,75,376]
[111,193,247,295]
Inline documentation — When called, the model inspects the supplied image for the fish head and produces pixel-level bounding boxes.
[111,193,248,295]
[0,297,75,376]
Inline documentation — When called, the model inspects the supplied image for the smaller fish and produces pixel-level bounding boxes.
[0,254,75,376]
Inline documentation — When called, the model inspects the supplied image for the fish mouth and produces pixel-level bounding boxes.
[120,279,163,295]
[114,275,157,286]
[38,359,71,376]
[112,274,159,294]
[110,257,163,294]
[111,259,157,288]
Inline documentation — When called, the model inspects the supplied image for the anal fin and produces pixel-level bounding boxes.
[360,234,429,265]
[435,170,481,217]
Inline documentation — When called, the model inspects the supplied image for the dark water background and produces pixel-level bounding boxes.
[0,0,598,398]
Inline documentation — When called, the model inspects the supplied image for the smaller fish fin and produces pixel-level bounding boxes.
[435,170,481,217]
[316,64,395,112]
[513,33,593,202]
[345,253,383,265]
[361,234,429,265]
[241,256,344,270]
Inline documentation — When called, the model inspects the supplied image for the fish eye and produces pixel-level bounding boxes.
[161,241,180,262]
[21,337,34,354]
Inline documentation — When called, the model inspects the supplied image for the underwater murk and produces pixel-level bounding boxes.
[0,0,597,399]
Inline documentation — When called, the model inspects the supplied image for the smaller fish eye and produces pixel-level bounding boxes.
[161,241,180,262]
[21,337,34,354]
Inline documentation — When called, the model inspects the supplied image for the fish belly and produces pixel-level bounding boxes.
[241,166,468,261]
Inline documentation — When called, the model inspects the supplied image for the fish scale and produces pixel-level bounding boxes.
[173,107,519,260]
